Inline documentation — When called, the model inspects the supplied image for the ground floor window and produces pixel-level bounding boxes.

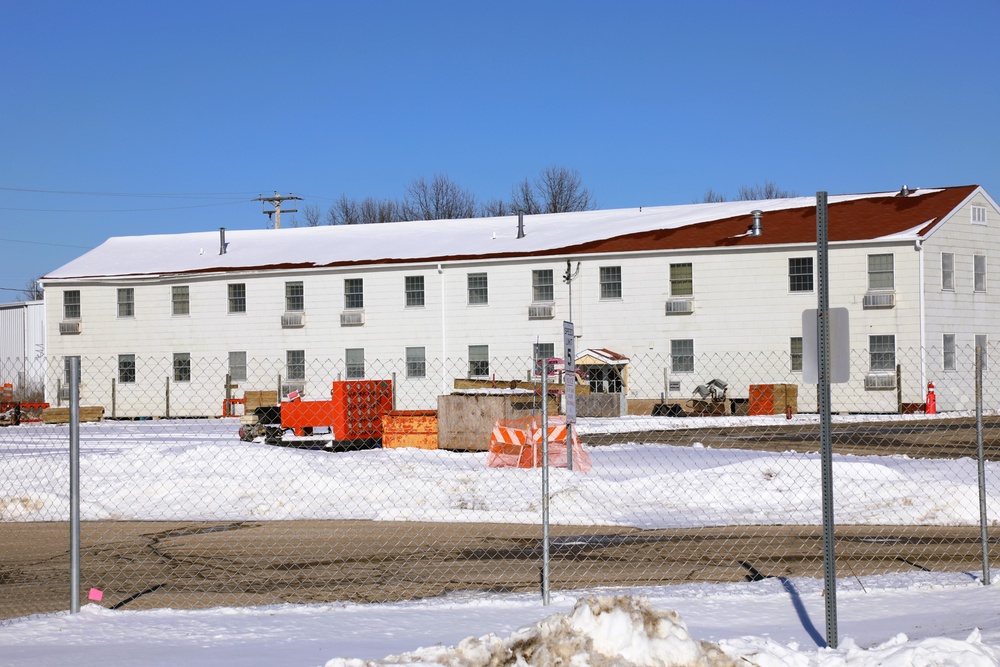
[671,339,694,373]
[869,335,895,373]
[346,348,365,379]
[468,345,489,378]
[173,353,191,382]
[406,347,426,378]
[118,354,136,384]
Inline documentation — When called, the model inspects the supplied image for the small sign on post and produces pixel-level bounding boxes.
[802,307,851,385]
[563,321,576,425]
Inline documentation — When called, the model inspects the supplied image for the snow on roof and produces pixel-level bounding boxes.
[43,186,978,281]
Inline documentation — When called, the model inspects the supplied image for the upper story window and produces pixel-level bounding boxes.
[941,253,955,291]
[285,281,304,312]
[172,286,190,316]
[228,283,246,313]
[599,266,622,300]
[670,263,693,297]
[788,257,813,292]
[344,278,364,309]
[972,205,988,225]
[63,290,81,320]
[117,288,134,318]
[467,273,488,305]
[468,345,489,378]
[867,254,894,291]
[532,270,554,302]
[975,255,987,292]
[405,276,425,307]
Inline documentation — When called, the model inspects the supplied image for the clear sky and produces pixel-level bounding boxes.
[3,0,999,297]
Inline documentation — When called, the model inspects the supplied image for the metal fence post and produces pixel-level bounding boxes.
[165,377,171,418]
[541,362,550,605]
[976,346,991,585]
[69,357,81,613]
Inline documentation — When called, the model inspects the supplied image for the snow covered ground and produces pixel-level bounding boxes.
[3,414,1000,664]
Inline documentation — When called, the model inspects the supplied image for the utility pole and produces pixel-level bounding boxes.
[254,192,302,229]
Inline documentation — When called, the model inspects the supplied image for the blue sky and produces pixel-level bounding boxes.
[2,0,999,296]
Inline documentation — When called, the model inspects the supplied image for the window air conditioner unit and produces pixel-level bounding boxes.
[528,304,554,320]
[862,293,896,309]
[59,321,82,335]
[340,310,365,326]
[281,312,306,328]
[59,386,70,402]
[864,373,897,390]
[664,299,694,314]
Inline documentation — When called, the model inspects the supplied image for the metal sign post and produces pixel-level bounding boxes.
[69,357,81,614]
[541,360,551,605]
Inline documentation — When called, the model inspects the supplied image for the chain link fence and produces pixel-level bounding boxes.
[1,345,996,621]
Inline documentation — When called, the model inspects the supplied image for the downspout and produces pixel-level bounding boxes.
[439,264,446,396]
[916,238,926,394]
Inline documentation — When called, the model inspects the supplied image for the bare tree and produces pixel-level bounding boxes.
[19,277,44,301]
[402,174,478,221]
[508,178,542,215]
[302,204,322,227]
[326,195,363,225]
[479,197,513,218]
[700,188,728,203]
[535,166,594,213]
[736,180,796,201]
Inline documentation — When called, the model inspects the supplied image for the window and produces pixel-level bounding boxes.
[867,254,894,291]
[671,339,695,373]
[533,342,555,376]
[788,257,813,292]
[118,354,136,384]
[173,353,191,382]
[228,351,247,382]
[790,337,803,373]
[467,273,488,305]
[599,266,622,299]
[532,270,554,302]
[468,345,489,377]
[117,288,134,318]
[286,350,306,382]
[285,281,304,312]
[943,334,956,372]
[346,348,365,379]
[972,205,988,225]
[406,347,426,378]
[63,356,81,385]
[344,278,363,309]
[869,335,895,373]
[975,255,987,292]
[172,286,190,316]
[976,334,989,371]
[63,290,81,320]
[942,253,955,291]
[228,283,246,313]
[670,263,693,296]
[405,276,425,307]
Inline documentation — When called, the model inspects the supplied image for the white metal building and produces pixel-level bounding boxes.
[0,300,46,400]
[40,184,1000,416]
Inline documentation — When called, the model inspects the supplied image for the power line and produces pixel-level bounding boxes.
[0,238,91,249]
[0,200,250,213]
[0,187,258,199]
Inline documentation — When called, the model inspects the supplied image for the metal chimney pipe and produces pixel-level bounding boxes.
[219,227,227,255]
[750,210,763,237]
[517,212,525,239]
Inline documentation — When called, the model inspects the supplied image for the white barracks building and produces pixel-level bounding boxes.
[41,184,1000,417]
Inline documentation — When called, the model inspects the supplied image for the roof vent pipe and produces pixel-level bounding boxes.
[219,227,227,255]
[749,210,763,237]
[517,211,525,239]
[900,185,910,197]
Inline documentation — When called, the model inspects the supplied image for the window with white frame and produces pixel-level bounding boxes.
[671,339,695,373]
[63,356,81,385]
[532,270,554,302]
[975,255,987,292]
[788,257,813,292]
[405,347,426,378]
[63,290,81,320]
[228,351,247,382]
[171,286,190,316]
[972,205,988,225]
[468,345,489,377]
[117,288,134,318]
[467,273,488,305]
[346,348,365,379]
[285,281,304,312]
[869,335,895,373]
[867,254,894,291]
[533,342,555,376]
[344,278,363,309]
[228,283,246,313]
[118,354,136,384]
[599,266,622,299]
[976,334,989,370]
[943,334,956,372]
[941,253,955,291]
[405,276,425,307]
[670,263,693,297]
[173,353,191,382]
[790,337,803,373]
[286,350,306,381]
